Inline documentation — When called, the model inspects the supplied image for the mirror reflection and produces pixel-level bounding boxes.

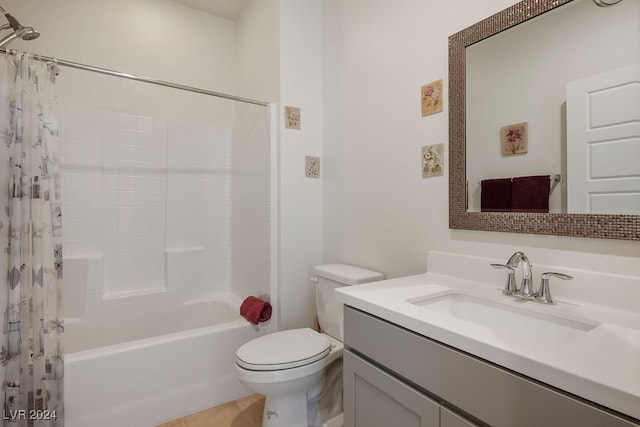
[465,0,640,214]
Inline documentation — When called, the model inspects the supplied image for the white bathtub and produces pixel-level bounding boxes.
[65,293,271,427]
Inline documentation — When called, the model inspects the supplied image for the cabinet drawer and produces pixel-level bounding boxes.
[344,306,639,427]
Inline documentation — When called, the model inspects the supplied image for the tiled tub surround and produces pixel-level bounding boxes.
[60,105,275,426]
[61,107,233,317]
[336,251,640,422]
[231,103,275,306]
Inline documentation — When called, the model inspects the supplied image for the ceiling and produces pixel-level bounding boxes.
[173,0,251,20]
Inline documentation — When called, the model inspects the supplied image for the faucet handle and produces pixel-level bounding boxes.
[535,272,573,304]
[490,263,518,295]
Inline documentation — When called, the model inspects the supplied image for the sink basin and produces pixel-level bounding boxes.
[409,292,599,347]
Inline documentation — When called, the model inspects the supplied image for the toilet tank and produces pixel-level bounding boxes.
[314,264,384,341]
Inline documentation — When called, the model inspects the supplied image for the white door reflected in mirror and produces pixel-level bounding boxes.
[567,64,640,214]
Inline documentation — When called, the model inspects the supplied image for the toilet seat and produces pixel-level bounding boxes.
[236,328,331,371]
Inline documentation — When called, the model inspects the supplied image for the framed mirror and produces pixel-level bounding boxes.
[449,0,640,240]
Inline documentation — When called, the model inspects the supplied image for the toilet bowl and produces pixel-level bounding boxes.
[236,329,343,427]
[235,264,383,427]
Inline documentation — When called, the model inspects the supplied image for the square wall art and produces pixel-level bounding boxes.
[500,122,528,155]
[422,144,444,178]
[305,156,320,178]
[285,106,301,130]
[421,79,443,117]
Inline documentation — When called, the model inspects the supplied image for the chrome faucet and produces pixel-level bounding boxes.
[507,251,535,299]
[491,252,534,299]
[492,252,574,304]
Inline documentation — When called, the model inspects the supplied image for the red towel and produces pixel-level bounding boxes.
[511,175,550,213]
[240,296,272,325]
[481,178,512,212]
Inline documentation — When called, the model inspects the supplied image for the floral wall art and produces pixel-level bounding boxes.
[421,79,443,117]
[422,144,444,178]
[285,106,301,129]
[500,122,528,155]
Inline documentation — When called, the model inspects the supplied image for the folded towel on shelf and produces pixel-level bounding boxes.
[481,178,512,212]
[511,175,550,213]
[240,296,272,325]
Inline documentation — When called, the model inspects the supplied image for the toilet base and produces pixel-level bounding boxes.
[262,393,308,427]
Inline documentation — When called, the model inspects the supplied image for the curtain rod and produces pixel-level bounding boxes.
[0,48,270,107]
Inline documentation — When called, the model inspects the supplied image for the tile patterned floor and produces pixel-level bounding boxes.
[157,394,265,427]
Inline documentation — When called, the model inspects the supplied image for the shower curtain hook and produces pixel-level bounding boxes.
[48,57,60,79]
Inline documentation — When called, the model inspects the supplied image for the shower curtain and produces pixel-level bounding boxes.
[0,52,63,426]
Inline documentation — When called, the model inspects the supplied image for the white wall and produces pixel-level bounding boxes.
[278,0,324,330]
[1,0,237,87]
[236,0,280,103]
[322,0,640,289]
[2,0,238,125]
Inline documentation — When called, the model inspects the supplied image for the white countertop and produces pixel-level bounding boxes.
[335,251,640,421]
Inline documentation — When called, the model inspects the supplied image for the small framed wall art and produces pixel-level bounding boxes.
[285,106,301,130]
[305,155,320,178]
[422,143,444,178]
[500,122,528,155]
[421,79,443,117]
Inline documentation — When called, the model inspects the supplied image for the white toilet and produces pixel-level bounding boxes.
[235,264,384,427]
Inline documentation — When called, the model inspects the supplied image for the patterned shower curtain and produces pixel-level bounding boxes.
[0,52,63,426]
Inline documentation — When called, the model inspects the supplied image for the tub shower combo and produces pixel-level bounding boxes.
[0,6,278,427]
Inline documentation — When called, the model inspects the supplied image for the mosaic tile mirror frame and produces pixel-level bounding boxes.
[448,0,640,240]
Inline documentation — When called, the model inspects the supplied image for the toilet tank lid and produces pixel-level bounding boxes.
[314,264,384,285]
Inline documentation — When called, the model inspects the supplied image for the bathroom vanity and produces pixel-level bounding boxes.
[336,252,640,427]
[343,307,636,427]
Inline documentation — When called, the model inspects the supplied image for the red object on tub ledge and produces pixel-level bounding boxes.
[240,296,272,325]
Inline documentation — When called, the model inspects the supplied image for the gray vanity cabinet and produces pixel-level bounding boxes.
[343,306,639,427]
[344,349,477,427]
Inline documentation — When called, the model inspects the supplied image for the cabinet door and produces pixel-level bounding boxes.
[441,407,479,427]
[344,350,440,427]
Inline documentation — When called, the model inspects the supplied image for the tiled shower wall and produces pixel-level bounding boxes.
[61,107,232,318]
[231,104,273,303]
